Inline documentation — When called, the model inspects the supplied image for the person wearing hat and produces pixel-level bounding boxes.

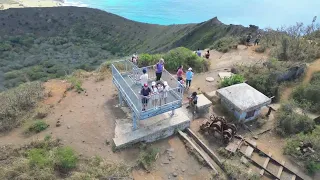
[139,68,148,88]
[154,58,165,81]
[186,67,194,89]
[151,81,159,107]
[162,81,170,104]
[140,83,151,111]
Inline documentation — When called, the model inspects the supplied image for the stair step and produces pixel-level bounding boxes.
[245,146,254,157]
[260,152,272,175]
[277,161,285,178]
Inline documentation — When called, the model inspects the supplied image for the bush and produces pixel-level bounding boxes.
[284,126,320,175]
[276,103,315,136]
[0,82,44,132]
[137,147,159,171]
[28,148,53,169]
[292,73,320,113]
[211,37,239,53]
[138,47,209,72]
[254,45,267,53]
[27,120,49,133]
[55,147,78,172]
[220,74,245,88]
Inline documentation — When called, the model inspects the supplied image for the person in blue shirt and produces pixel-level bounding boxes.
[186,67,194,89]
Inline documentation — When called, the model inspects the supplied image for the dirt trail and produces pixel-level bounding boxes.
[281,58,320,101]
[303,58,320,84]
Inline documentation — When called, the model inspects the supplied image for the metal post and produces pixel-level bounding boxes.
[118,91,123,106]
[170,109,175,117]
[132,112,138,130]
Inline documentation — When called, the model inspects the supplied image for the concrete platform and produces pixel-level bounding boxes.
[113,108,190,149]
[218,72,233,79]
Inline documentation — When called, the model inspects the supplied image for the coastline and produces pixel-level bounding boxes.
[0,0,86,10]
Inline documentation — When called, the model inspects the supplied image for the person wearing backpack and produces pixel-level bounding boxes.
[154,58,164,81]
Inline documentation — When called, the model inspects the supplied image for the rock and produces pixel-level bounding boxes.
[56,121,61,127]
[206,77,215,82]
[67,126,71,129]
[162,160,170,164]
[172,172,178,177]
[182,168,185,172]
[82,140,85,143]
[167,148,175,152]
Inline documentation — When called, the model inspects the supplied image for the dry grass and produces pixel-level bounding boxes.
[0,81,44,132]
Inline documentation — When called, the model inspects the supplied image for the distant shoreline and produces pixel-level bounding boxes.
[0,0,88,10]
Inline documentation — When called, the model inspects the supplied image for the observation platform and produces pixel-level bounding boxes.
[111,60,185,130]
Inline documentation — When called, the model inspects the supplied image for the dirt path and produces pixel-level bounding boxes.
[281,58,320,101]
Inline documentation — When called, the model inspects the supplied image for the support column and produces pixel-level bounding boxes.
[132,112,138,130]
[118,91,123,106]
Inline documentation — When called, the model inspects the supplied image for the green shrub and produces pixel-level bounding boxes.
[211,37,239,53]
[220,74,245,88]
[27,120,49,133]
[137,147,159,171]
[284,126,320,175]
[55,147,78,172]
[28,148,53,169]
[276,103,315,136]
[138,47,209,72]
[292,82,320,113]
[66,76,84,93]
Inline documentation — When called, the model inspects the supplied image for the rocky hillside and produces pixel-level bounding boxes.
[0,6,255,91]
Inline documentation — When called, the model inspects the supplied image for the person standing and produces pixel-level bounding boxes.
[162,81,170,104]
[186,67,194,88]
[151,81,159,108]
[205,50,210,59]
[254,33,262,46]
[176,65,184,81]
[139,68,148,88]
[246,33,252,48]
[187,91,198,114]
[196,48,201,57]
[140,83,152,111]
[154,58,164,81]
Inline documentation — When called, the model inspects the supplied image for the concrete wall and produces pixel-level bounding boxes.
[221,97,261,122]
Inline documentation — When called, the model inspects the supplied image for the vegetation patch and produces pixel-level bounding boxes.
[66,76,84,93]
[219,74,245,88]
[0,81,44,132]
[284,126,320,175]
[26,120,49,134]
[223,160,259,180]
[210,36,239,53]
[138,47,210,72]
[137,146,159,171]
[292,72,320,113]
[0,138,131,179]
[276,103,315,136]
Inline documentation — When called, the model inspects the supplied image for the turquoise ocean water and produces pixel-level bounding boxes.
[65,0,320,28]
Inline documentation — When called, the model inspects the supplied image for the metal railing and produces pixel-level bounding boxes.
[112,60,184,119]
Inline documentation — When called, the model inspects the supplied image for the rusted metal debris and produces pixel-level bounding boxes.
[199,115,237,143]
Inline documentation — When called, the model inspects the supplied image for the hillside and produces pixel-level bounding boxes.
[0,6,255,91]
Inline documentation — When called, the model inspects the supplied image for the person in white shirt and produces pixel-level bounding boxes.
[139,68,148,88]
[151,81,159,108]
[163,81,170,104]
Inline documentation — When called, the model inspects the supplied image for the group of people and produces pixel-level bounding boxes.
[246,33,262,47]
[138,58,198,112]
[196,49,210,59]
[140,81,170,111]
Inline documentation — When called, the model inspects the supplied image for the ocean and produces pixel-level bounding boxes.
[64,0,320,28]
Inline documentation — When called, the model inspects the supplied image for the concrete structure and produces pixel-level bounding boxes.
[113,107,190,149]
[196,94,212,114]
[216,83,271,122]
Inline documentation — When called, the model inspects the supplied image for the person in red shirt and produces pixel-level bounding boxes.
[177,65,184,81]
